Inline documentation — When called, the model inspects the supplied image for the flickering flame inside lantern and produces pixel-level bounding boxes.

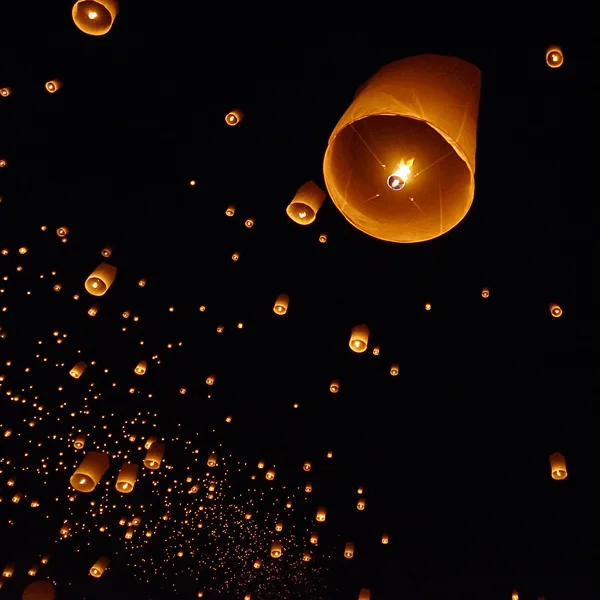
[387,158,414,190]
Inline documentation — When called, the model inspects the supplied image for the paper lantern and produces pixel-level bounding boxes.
[270,541,282,558]
[225,205,235,216]
[143,443,164,469]
[549,303,563,318]
[286,181,326,225]
[265,468,276,480]
[329,380,340,393]
[344,542,355,558]
[481,287,490,298]
[12,492,23,503]
[22,580,56,600]
[305,482,312,493]
[59,521,72,535]
[546,46,564,68]
[87,305,99,316]
[275,520,283,532]
[72,1,119,36]
[310,532,318,544]
[245,218,255,228]
[85,262,117,296]
[40,557,49,565]
[549,452,567,480]
[273,293,289,315]
[134,360,147,375]
[357,498,366,510]
[324,54,481,243]
[303,461,311,472]
[359,590,371,600]
[390,363,399,376]
[2,564,15,577]
[69,361,87,378]
[206,374,216,385]
[45,80,62,93]
[302,552,312,562]
[349,324,369,353]
[207,452,217,467]
[116,463,138,492]
[56,226,68,237]
[512,591,519,600]
[90,557,110,577]
[70,451,109,492]
[316,507,326,522]
[0,87,11,97]
[144,436,157,450]
[125,528,134,539]
[381,532,389,544]
[225,109,244,126]
[74,434,85,449]
[28,565,39,576]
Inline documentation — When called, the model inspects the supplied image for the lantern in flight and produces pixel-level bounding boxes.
[549,303,563,318]
[225,205,235,216]
[45,79,62,93]
[72,1,119,36]
[116,463,138,492]
[85,262,117,296]
[74,434,85,449]
[316,507,326,522]
[323,54,481,243]
[143,443,165,469]
[349,324,369,353]
[90,557,110,577]
[549,452,567,480]
[329,380,340,393]
[286,181,326,225]
[70,451,110,492]
[273,293,289,315]
[225,109,244,126]
[481,287,490,298]
[0,87,11,97]
[22,580,56,600]
[344,542,355,558]
[134,360,146,375]
[270,541,282,558]
[546,46,564,68]
[359,590,371,600]
[69,361,87,378]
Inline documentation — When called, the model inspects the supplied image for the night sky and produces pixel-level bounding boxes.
[0,2,599,600]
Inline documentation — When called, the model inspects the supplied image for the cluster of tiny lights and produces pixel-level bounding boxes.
[0,12,568,599]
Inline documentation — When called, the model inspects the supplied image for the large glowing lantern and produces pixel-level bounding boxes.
[85,262,117,296]
[72,1,119,36]
[143,443,165,469]
[323,54,481,243]
[549,452,567,480]
[70,451,110,492]
[116,463,138,492]
[22,581,56,600]
[286,181,326,225]
[90,557,110,577]
[349,324,369,353]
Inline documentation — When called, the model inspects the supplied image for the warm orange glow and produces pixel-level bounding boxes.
[69,361,88,379]
[359,590,372,600]
[357,498,366,510]
[45,79,63,93]
[344,542,355,558]
[545,46,564,68]
[70,451,110,492]
[0,87,11,97]
[225,205,236,216]
[549,452,567,480]
[381,532,389,544]
[549,303,563,318]
[116,463,139,492]
[329,380,340,393]
[270,541,282,558]
[225,109,244,126]
[286,181,326,225]
[324,55,481,243]
[316,507,326,522]
[90,556,110,577]
[85,262,117,296]
[245,218,255,228]
[72,0,119,36]
[349,324,369,353]
[273,293,289,315]
[265,469,276,480]
[481,287,490,298]
[319,233,327,243]
[134,360,147,375]
[143,443,165,469]
[390,363,399,376]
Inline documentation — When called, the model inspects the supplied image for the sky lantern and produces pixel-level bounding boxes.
[323,54,481,243]
[286,181,326,225]
[70,451,110,492]
[90,557,110,577]
[45,79,62,93]
[85,262,117,296]
[22,580,56,600]
[549,452,567,480]
[72,1,119,36]
[349,324,369,353]
[225,109,244,126]
[546,46,564,68]
[273,294,289,315]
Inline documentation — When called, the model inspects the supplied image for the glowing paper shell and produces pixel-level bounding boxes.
[22,580,56,600]
[323,54,481,243]
[70,451,110,492]
[286,181,326,225]
[85,262,117,296]
[72,0,119,36]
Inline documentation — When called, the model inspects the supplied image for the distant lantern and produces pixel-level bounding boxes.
[125,528,133,539]
[390,363,399,376]
[134,360,147,375]
[138,278,147,287]
[69,361,87,378]
[2,564,15,578]
[303,461,312,472]
[512,591,519,600]
[357,498,366,510]
[303,552,312,562]
[74,434,85,449]
[144,436,157,450]
[253,559,261,569]
[310,532,319,544]
[305,482,312,493]
[344,542,355,558]
[206,374,216,385]
[275,520,283,532]
[207,452,217,467]
[72,0,119,36]
[266,468,276,480]
[0,87,11,97]
[143,443,165,469]
[481,287,490,298]
[329,380,340,393]
[273,293,289,315]
[381,532,389,544]
[546,46,564,68]
[245,218,255,228]
[225,109,244,126]
[87,305,99,316]
[286,180,326,225]
[59,521,72,536]
[316,507,326,522]
[0,159,6,167]
[90,557,110,578]
[359,590,371,600]
[85,262,117,296]
[323,54,481,243]
[425,302,432,311]
[319,233,328,243]
[57,226,69,237]
[549,452,567,480]
[45,79,63,93]
[372,346,380,355]
[270,541,282,558]
[40,556,49,565]
[12,493,22,503]
[231,252,240,261]
[22,580,56,600]
[549,303,563,318]
[101,246,112,257]
[116,463,138,492]
[27,565,39,576]
[349,324,369,353]
[225,205,236,216]
[70,451,110,492]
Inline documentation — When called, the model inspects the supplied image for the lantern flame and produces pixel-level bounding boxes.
[388,158,414,190]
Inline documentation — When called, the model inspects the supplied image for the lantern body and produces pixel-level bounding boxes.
[266,469,276,480]
[359,590,371,600]
[207,452,217,467]
[390,363,399,376]
[323,54,481,243]
[270,541,282,558]
[72,1,119,36]
[330,380,340,393]
[2,563,15,577]
[273,293,289,315]
[143,443,164,469]
[85,262,117,296]
[344,542,355,558]
[70,361,87,378]
[316,507,326,522]
[349,324,369,353]
[45,80,62,93]
[116,463,138,492]
[286,181,326,225]
[225,109,244,126]
[225,205,236,216]
[74,434,85,449]
[134,360,147,375]
[549,303,563,318]
[0,87,11,97]
[70,451,110,492]
[546,46,564,68]
[481,287,490,298]
[22,580,56,600]
[549,452,567,480]
[90,556,110,577]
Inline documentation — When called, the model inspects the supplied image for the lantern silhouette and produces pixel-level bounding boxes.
[359,590,371,600]
[546,46,564,68]
[310,532,318,544]
[316,507,326,522]
[344,542,355,558]
[390,363,399,376]
[0,87,11,97]
[381,532,389,544]
[323,54,481,243]
[59,521,72,536]
[549,452,567,480]
[225,109,243,126]
[70,451,109,491]
[70,361,87,378]
[45,80,62,93]
[270,541,282,558]
[72,1,119,36]
[273,293,289,315]
[22,580,56,600]
[90,557,110,577]
[116,463,138,492]
[74,434,85,449]
[85,262,117,296]
[357,498,366,510]
[349,324,369,353]
[207,452,217,467]
[28,565,39,576]
[225,205,235,216]
[2,564,15,577]
[481,287,490,298]
[303,461,312,472]
[549,303,563,318]
[134,360,146,375]
[329,380,340,393]
[266,468,276,480]
[286,181,326,225]
[206,374,216,385]
[143,443,164,469]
